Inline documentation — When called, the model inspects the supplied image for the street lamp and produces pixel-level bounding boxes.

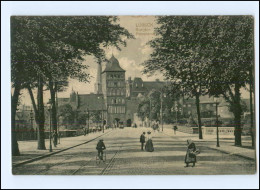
[214,98,220,147]
[30,109,35,139]
[47,102,53,152]
[149,98,152,128]
[175,101,178,124]
[98,96,105,133]
[160,92,166,132]
[85,108,90,134]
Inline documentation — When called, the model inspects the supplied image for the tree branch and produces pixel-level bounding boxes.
[227,85,235,102]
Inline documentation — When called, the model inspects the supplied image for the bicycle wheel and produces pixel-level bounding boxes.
[96,155,101,165]
[103,152,106,162]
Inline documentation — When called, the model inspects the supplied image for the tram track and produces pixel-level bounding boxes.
[13,131,112,169]
[100,143,123,175]
[13,129,127,175]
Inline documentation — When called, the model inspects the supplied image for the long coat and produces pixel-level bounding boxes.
[145,135,154,152]
[140,134,146,143]
[185,142,197,163]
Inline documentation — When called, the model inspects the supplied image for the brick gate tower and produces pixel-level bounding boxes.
[101,55,126,127]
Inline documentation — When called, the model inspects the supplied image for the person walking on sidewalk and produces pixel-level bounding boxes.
[145,131,154,152]
[140,132,146,151]
[173,125,178,135]
[184,139,198,167]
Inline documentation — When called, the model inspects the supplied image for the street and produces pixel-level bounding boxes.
[12,128,256,175]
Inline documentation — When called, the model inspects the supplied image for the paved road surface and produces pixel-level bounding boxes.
[13,128,256,175]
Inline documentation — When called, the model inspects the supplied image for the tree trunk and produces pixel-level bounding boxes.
[11,82,21,156]
[195,93,203,139]
[27,86,39,124]
[37,76,46,150]
[249,69,255,147]
[233,84,242,146]
[49,81,57,145]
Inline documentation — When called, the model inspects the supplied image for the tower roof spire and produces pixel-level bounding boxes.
[103,55,125,72]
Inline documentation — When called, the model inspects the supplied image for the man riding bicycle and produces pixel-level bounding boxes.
[96,139,106,160]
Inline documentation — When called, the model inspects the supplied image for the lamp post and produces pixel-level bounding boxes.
[160,92,166,132]
[214,98,220,147]
[55,81,60,144]
[57,116,60,144]
[86,108,90,134]
[47,103,53,152]
[175,101,178,124]
[149,98,152,128]
[160,93,163,132]
[98,96,105,133]
[30,109,35,139]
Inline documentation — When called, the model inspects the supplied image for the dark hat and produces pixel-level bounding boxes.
[147,131,151,134]
[143,132,146,134]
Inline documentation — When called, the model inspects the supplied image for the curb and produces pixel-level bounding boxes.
[206,146,256,161]
[13,131,112,168]
[162,131,255,161]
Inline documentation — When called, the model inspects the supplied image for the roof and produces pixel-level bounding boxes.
[77,94,105,111]
[102,55,125,72]
[130,77,167,97]
[143,81,165,91]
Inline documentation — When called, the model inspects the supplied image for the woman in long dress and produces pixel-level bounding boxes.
[184,139,197,167]
[145,131,154,152]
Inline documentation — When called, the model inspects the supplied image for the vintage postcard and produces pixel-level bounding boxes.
[11,15,256,175]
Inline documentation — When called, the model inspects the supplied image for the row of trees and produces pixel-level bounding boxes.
[142,16,254,146]
[11,16,133,155]
[137,85,183,124]
[58,104,103,129]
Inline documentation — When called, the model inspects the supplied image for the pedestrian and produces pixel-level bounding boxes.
[173,125,178,135]
[145,131,154,152]
[140,132,146,151]
[52,130,58,147]
[96,139,106,161]
[184,139,198,167]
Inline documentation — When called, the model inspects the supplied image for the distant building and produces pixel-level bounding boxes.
[57,55,167,127]
[57,55,250,128]
[126,77,166,98]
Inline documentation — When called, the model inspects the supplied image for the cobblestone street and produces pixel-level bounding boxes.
[12,128,256,175]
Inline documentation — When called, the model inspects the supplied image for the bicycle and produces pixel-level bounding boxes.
[96,151,106,165]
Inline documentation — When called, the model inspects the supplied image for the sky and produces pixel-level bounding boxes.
[16,16,250,107]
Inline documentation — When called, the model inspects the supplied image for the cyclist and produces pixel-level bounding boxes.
[96,139,106,161]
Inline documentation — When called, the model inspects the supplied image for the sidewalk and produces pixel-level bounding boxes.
[162,127,256,161]
[12,129,112,166]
